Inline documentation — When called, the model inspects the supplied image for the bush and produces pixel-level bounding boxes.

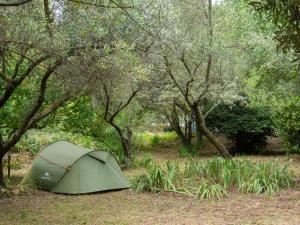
[273,96,300,154]
[131,157,294,199]
[206,102,274,154]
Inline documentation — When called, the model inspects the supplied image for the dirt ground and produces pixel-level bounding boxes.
[1,188,299,225]
[0,137,300,225]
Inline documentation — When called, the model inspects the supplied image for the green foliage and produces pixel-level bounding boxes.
[249,0,300,56]
[2,156,22,170]
[131,162,165,193]
[150,135,160,146]
[179,146,190,157]
[197,181,227,200]
[56,96,96,135]
[16,128,125,162]
[179,146,198,157]
[206,102,274,154]
[133,132,178,151]
[159,132,178,142]
[136,153,156,169]
[131,157,294,199]
[273,96,300,154]
[17,130,95,154]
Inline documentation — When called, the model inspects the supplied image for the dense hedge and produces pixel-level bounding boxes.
[206,103,274,154]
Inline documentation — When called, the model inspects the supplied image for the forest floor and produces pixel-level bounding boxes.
[0,137,300,225]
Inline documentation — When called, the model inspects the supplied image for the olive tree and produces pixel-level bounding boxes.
[145,0,241,158]
[0,3,80,187]
[76,41,149,166]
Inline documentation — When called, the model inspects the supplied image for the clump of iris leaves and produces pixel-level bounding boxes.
[131,155,295,199]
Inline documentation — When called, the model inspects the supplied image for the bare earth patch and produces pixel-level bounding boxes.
[0,188,299,225]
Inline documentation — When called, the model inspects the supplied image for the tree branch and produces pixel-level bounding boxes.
[43,0,53,37]
[0,54,49,109]
[68,0,132,8]
[26,92,73,130]
[203,101,221,119]
[103,83,110,120]
[3,59,62,150]
[164,55,193,106]
[0,0,32,6]
[164,56,185,95]
[179,53,192,76]
[196,0,213,104]
[13,53,27,79]
[109,89,140,122]
[0,49,9,82]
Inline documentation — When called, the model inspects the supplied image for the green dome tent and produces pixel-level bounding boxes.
[25,141,129,194]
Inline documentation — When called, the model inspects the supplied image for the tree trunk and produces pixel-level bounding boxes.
[109,121,133,168]
[195,122,204,149]
[120,135,132,167]
[170,111,192,150]
[185,119,193,151]
[193,105,231,158]
[0,153,5,188]
[7,154,11,179]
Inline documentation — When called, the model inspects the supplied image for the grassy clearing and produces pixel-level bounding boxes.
[133,132,178,151]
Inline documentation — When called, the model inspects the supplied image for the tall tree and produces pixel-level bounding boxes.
[146,0,242,158]
[0,3,84,187]
[84,41,149,166]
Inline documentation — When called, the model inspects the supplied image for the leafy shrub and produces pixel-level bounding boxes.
[206,102,274,154]
[273,96,300,154]
[131,157,294,199]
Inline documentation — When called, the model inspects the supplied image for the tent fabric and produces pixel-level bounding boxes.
[29,141,129,194]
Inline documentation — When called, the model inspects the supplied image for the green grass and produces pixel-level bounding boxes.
[133,132,178,151]
[150,135,160,146]
[179,146,198,157]
[131,156,295,199]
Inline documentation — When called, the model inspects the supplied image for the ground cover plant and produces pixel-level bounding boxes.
[132,156,295,199]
